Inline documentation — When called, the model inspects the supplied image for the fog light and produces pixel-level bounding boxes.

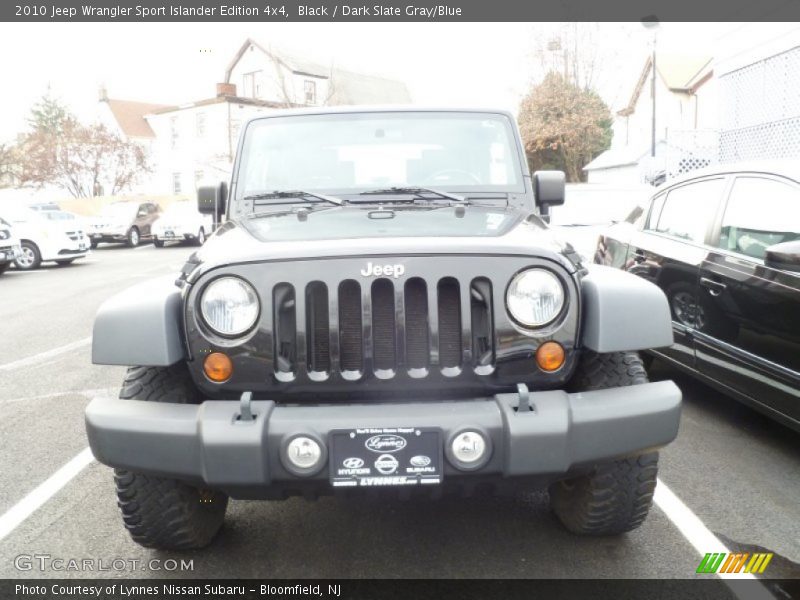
[451,431,487,465]
[535,341,565,372]
[286,436,323,470]
[203,352,232,382]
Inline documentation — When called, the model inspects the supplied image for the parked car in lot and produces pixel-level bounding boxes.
[0,217,22,275]
[0,206,89,270]
[152,199,213,247]
[87,107,681,550]
[595,162,800,431]
[89,201,161,248]
[549,183,651,260]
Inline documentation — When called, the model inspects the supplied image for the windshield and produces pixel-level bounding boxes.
[240,206,521,242]
[42,211,76,221]
[100,203,137,219]
[236,112,524,202]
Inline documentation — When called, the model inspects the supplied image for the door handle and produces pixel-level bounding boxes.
[700,277,727,296]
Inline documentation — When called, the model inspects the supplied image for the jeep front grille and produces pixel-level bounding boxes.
[271,276,495,381]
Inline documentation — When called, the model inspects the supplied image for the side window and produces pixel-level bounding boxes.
[652,178,725,244]
[717,177,800,260]
[645,193,666,230]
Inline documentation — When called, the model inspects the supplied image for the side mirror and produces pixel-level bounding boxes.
[198,182,227,219]
[533,171,566,209]
[765,240,800,273]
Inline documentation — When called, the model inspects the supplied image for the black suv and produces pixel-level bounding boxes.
[596,163,800,431]
[86,108,680,549]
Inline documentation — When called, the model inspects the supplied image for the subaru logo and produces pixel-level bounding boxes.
[410,455,431,467]
[360,262,405,278]
[342,457,364,469]
[374,454,399,475]
[365,434,407,453]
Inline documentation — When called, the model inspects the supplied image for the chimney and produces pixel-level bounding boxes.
[216,82,236,97]
[98,84,108,102]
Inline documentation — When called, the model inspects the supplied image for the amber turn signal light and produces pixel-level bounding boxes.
[535,341,565,372]
[204,352,233,382]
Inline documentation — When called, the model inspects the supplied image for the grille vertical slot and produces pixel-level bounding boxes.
[470,278,494,368]
[404,278,429,370]
[305,282,330,374]
[371,279,396,372]
[437,278,462,368]
[338,280,363,373]
[273,283,296,379]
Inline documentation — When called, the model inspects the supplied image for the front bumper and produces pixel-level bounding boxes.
[85,381,681,497]
[0,244,21,262]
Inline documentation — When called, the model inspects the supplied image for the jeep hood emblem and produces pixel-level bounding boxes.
[360,262,405,278]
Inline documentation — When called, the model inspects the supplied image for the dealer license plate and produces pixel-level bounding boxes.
[330,427,442,488]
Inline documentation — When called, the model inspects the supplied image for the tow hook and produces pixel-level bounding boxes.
[516,383,534,413]
[237,391,255,423]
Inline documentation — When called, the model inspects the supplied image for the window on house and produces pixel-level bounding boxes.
[242,71,262,98]
[304,80,317,105]
[196,112,206,138]
[170,117,179,149]
[172,173,182,194]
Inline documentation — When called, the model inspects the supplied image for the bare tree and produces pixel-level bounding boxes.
[0,142,21,188]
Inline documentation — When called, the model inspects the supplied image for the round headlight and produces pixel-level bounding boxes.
[506,269,565,327]
[200,276,260,336]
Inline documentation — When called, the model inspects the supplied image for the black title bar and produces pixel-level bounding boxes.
[3,0,800,22]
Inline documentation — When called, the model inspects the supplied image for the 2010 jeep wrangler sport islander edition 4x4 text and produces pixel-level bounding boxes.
[86,108,681,549]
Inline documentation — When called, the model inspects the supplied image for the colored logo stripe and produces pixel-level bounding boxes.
[697,552,773,574]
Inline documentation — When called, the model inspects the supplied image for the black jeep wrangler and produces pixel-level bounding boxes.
[86,108,681,549]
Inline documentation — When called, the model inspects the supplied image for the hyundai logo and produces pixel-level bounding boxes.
[365,434,407,453]
[342,457,365,469]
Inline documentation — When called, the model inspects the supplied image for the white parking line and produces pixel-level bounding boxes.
[0,447,94,543]
[654,479,773,598]
[0,336,92,372]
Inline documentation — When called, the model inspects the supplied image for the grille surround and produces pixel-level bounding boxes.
[185,255,580,397]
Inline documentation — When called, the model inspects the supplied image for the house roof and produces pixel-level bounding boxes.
[617,53,713,117]
[104,99,174,138]
[225,38,411,105]
[149,95,292,116]
[583,141,667,171]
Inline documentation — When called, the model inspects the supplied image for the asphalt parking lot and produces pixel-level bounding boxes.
[0,245,798,584]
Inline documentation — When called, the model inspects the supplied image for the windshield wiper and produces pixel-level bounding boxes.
[358,187,467,204]
[244,190,345,206]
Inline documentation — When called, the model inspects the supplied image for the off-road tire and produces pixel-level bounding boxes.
[551,351,658,536]
[114,364,228,549]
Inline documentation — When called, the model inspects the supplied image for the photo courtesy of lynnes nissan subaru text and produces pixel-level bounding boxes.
[85,107,682,550]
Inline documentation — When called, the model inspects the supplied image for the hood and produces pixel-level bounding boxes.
[183,205,581,282]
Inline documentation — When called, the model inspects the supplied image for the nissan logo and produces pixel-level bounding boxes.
[365,434,407,453]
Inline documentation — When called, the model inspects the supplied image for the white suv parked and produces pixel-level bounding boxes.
[0,206,90,270]
[152,199,213,247]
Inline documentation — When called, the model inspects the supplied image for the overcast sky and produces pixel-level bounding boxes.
[0,22,733,142]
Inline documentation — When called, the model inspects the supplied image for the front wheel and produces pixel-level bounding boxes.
[114,364,228,549]
[194,227,206,247]
[15,241,41,270]
[550,351,658,535]
[126,227,140,248]
[153,238,165,248]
